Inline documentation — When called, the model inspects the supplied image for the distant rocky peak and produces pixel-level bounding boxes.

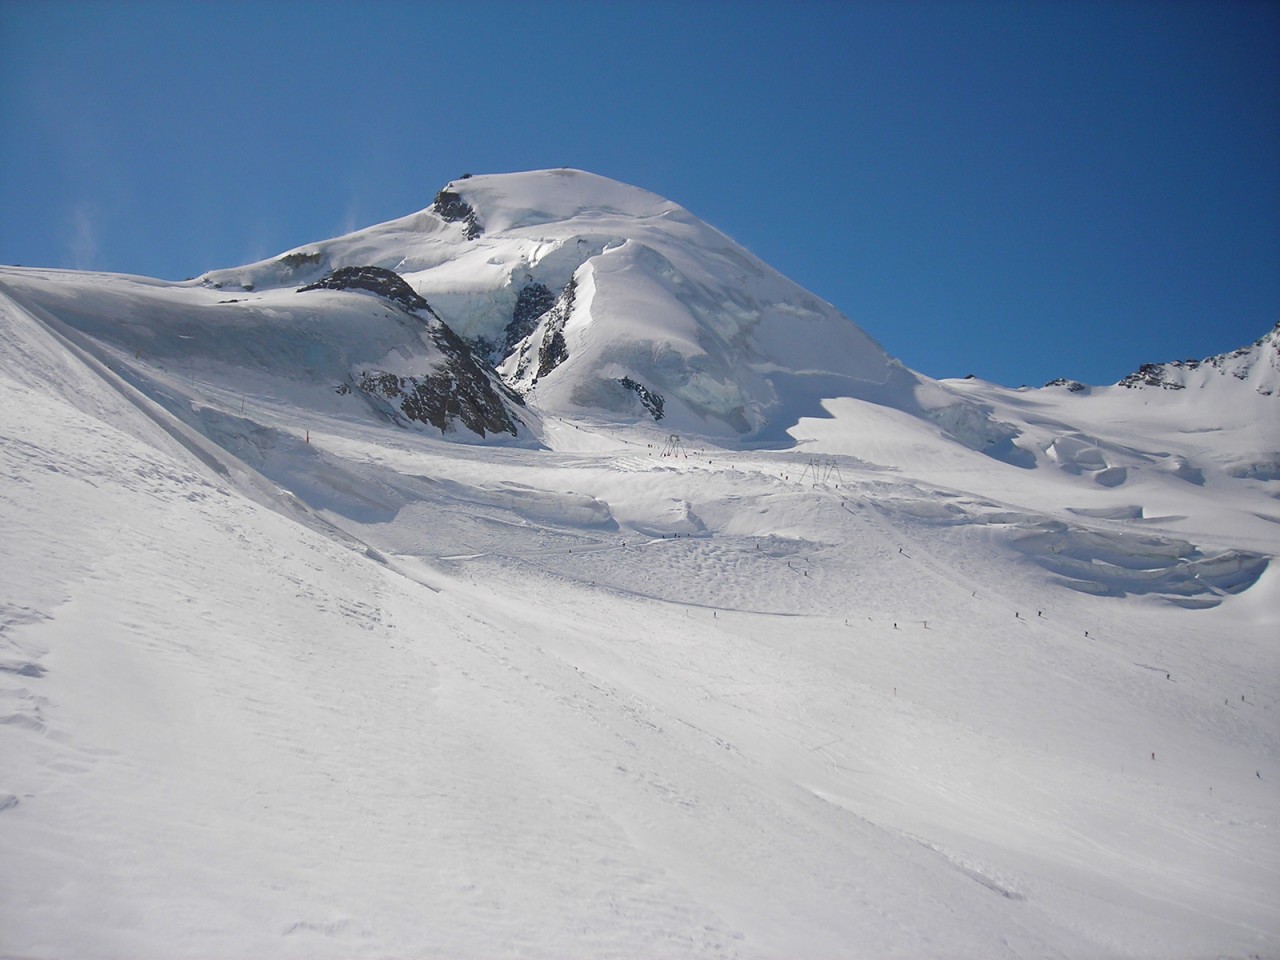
[1043,377,1089,393]
[1118,322,1279,396]
[1118,362,1187,391]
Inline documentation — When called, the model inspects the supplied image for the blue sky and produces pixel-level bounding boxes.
[2,0,1276,387]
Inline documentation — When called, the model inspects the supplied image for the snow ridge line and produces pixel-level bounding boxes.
[0,281,233,483]
[0,280,443,595]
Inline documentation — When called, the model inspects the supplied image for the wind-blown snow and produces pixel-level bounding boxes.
[1,170,1277,959]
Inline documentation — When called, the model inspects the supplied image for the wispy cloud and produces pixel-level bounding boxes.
[244,218,274,266]
[68,203,99,270]
[340,189,366,237]
[340,207,360,237]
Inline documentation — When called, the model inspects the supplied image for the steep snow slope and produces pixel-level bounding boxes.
[1,170,1278,958]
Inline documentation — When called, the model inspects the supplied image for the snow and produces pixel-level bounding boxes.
[1,169,1278,958]
[202,170,909,440]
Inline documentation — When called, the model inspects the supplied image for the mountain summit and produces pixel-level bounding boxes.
[1118,321,1280,396]
[204,169,991,445]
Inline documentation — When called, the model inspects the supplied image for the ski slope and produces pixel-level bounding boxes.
[1,175,1278,958]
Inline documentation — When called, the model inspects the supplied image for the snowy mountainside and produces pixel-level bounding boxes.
[1,171,1279,958]
[792,328,1279,608]
[201,169,1014,449]
[0,264,529,441]
[1117,321,1280,396]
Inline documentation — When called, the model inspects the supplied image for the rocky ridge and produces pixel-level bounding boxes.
[1117,322,1279,395]
[299,265,522,437]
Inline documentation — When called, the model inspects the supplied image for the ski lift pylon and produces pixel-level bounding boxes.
[660,433,688,459]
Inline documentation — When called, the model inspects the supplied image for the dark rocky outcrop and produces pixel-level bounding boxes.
[504,281,555,356]
[350,311,525,438]
[473,280,560,365]
[365,313,525,436]
[1118,362,1188,390]
[537,329,569,381]
[352,364,521,438]
[298,266,439,318]
[1044,377,1088,393]
[299,265,521,437]
[534,278,575,381]
[505,277,578,389]
[618,376,665,420]
[1118,324,1279,395]
[431,189,483,240]
[279,251,323,269]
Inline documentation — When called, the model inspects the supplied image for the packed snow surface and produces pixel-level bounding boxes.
[1,170,1278,959]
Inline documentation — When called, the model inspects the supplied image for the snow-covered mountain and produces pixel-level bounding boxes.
[1116,321,1280,397]
[1,170,1277,959]
[198,169,1020,452]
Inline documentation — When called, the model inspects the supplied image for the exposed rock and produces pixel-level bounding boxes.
[1118,323,1279,395]
[351,343,522,439]
[299,265,521,437]
[298,265,439,317]
[505,282,555,356]
[505,277,577,389]
[279,251,323,269]
[1118,362,1187,390]
[363,307,524,437]
[1044,377,1088,393]
[535,278,575,380]
[618,376,664,420]
[538,329,569,381]
[431,189,483,240]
